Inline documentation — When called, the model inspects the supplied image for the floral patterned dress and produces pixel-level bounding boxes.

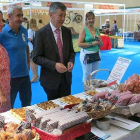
[0,44,11,112]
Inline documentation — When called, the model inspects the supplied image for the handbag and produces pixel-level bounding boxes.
[30,50,33,59]
[83,51,101,64]
[31,30,36,49]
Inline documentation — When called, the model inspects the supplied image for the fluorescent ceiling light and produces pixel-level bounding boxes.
[31,2,41,6]
[92,9,124,13]
[85,4,93,9]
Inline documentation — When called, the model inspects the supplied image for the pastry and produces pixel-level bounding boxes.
[6,122,18,131]
[60,95,83,104]
[37,101,59,110]
[29,108,88,132]
[85,90,98,96]
[10,108,27,121]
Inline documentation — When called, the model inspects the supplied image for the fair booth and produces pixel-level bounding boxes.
[1,0,126,51]
[1,1,140,140]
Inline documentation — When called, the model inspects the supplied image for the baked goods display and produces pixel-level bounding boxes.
[37,101,59,110]
[4,73,140,139]
[91,89,140,116]
[120,74,140,93]
[76,95,117,119]
[85,90,98,96]
[10,108,27,121]
[28,107,88,133]
[128,94,140,105]
[116,91,134,106]
[0,116,38,140]
[92,89,140,106]
[92,90,120,100]
[60,95,83,104]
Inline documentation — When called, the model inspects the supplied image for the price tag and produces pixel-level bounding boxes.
[107,57,131,83]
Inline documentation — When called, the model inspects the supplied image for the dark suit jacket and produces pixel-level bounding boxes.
[105,23,110,28]
[33,23,75,89]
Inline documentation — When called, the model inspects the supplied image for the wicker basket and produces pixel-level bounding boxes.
[87,105,116,120]
[112,105,131,116]
[83,69,118,91]
[32,122,91,140]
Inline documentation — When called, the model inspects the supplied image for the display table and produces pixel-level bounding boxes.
[91,123,140,140]
[100,35,112,50]
[134,31,140,41]
[1,92,140,140]
[109,36,123,48]
[72,32,123,51]
[117,32,133,38]
[107,126,140,140]
[72,34,112,52]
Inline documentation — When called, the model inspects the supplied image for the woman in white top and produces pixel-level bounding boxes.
[28,18,39,83]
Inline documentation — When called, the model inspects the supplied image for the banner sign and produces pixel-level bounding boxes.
[93,4,119,10]
[47,2,72,8]
[9,3,24,7]
[26,9,48,15]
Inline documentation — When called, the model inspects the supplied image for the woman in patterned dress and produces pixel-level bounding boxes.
[0,11,11,112]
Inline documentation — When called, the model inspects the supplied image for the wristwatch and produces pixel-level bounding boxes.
[89,43,93,47]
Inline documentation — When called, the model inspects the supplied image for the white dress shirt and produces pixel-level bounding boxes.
[50,22,63,45]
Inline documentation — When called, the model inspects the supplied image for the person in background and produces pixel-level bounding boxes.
[0,4,31,108]
[33,2,75,101]
[105,19,110,29]
[112,19,118,34]
[137,20,140,30]
[5,19,9,24]
[78,12,103,82]
[0,11,11,113]
[104,19,110,35]
[28,18,39,83]
[0,11,4,31]
[22,17,29,29]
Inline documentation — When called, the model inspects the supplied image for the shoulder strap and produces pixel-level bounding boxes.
[31,30,36,49]
[33,31,35,38]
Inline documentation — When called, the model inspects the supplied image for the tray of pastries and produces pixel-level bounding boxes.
[60,95,83,104]
[0,118,39,140]
[76,98,116,120]
[37,101,59,110]
[85,90,98,96]
[10,108,27,121]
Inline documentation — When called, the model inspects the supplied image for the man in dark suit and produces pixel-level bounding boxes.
[33,2,75,101]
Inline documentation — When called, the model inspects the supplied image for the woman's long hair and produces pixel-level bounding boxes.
[29,18,38,31]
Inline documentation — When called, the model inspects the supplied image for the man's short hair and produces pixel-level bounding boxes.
[7,4,22,15]
[113,20,117,23]
[49,2,67,14]
[0,10,2,15]
[23,17,27,21]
